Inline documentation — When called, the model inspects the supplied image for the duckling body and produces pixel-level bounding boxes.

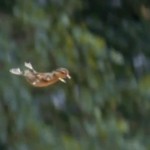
[10,62,71,87]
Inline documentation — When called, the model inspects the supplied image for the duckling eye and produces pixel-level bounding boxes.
[60,71,66,74]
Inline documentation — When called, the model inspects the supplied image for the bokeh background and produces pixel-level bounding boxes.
[0,0,150,150]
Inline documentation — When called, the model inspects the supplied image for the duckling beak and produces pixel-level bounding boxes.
[67,74,71,79]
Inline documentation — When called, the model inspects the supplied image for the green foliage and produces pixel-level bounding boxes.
[0,0,149,150]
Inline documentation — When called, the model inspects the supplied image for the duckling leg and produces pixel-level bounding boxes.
[9,68,23,75]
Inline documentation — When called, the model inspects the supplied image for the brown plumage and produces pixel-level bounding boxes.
[10,62,71,87]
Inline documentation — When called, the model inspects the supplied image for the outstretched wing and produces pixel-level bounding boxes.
[24,62,37,73]
[24,62,34,70]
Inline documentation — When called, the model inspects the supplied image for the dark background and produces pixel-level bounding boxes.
[0,0,150,149]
